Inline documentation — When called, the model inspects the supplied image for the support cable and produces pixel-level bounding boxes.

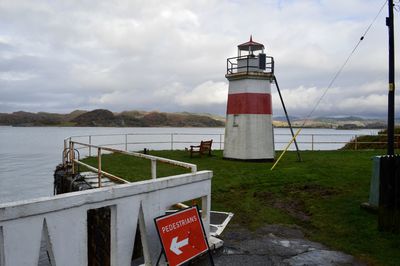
[304,0,387,123]
[271,0,388,170]
[274,75,302,162]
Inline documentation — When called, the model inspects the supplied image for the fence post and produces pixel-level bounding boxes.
[171,134,174,150]
[355,135,358,150]
[220,134,222,150]
[98,148,102,188]
[89,135,92,157]
[191,165,197,173]
[125,134,128,151]
[151,159,157,179]
[311,134,314,151]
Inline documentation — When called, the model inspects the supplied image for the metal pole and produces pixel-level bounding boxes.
[125,134,128,151]
[89,135,92,157]
[355,135,358,150]
[273,76,302,161]
[71,142,75,175]
[311,134,314,151]
[387,0,395,155]
[379,1,398,233]
[98,148,102,188]
[247,56,249,74]
[171,134,174,150]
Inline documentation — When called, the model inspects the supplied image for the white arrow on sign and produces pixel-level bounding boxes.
[170,236,189,255]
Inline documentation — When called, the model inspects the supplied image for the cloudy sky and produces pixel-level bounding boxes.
[0,0,399,118]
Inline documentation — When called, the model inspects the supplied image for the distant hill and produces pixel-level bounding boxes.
[272,116,388,129]
[272,116,300,122]
[0,111,65,126]
[0,110,390,129]
[72,109,119,126]
[0,109,225,127]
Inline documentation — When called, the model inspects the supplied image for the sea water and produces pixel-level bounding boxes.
[0,126,378,203]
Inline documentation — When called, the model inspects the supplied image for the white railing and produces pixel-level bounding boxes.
[0,170,212,266]
[65,133,226,157]
[64,132,386,155]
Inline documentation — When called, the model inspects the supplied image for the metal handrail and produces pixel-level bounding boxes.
[66,139,197,188]
[72,159,129,185]
[72,141,197,171]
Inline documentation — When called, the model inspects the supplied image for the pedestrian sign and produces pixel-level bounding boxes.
[154,206,210,266]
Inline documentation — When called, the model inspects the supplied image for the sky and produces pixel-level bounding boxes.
[0,0,399,118]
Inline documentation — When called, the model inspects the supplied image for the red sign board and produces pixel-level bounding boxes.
[154,206,209,266]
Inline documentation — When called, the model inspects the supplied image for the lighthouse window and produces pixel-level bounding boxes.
[233,115,239,127]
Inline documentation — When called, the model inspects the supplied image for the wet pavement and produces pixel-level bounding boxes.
[39,223,365,265]
[193,224,365,266]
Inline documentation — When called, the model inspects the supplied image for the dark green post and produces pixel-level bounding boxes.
[379,0,399,233]
[387,0,395,155]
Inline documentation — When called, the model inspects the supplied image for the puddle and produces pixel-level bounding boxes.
[222,246,240,255]
[279,240,291,248]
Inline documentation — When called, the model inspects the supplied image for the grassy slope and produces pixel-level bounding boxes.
[82,150,400,265]
[342,127,400,150]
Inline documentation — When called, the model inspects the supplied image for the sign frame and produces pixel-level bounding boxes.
[154,205,214,266]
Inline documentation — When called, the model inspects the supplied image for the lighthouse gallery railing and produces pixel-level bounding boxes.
[226,54,274,75]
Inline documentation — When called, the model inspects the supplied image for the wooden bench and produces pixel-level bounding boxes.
[190,140,213,157]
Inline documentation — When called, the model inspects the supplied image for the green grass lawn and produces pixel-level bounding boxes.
[82,149,400,265]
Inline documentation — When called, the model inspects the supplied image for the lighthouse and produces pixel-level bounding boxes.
[223,36,275,161]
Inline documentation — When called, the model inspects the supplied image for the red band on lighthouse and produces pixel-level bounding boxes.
[227,93,272,115]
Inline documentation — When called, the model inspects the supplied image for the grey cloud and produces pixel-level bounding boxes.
[0,0,398,117]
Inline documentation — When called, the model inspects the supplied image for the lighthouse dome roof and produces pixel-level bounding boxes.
[238,35,264,51]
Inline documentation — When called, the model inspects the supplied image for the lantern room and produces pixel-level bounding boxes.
[226,35,274,76]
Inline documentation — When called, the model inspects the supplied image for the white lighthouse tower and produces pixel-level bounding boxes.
[223,36,275,161]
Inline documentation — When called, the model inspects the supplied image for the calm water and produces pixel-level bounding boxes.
[0,126,379,204]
